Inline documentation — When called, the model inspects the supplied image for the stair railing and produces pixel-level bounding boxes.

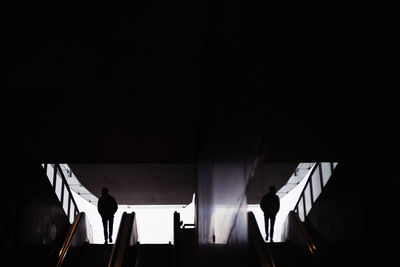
[289,211,319,260]
[43,164,80,223]
[248,211,275,267]
[281,162,338,266]
[108,212,138,267]
[293,162,338,221]
[56,212,93,267]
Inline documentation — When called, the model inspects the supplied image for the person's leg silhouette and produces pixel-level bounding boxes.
[270,216,276,242]
[264,214,269,241]
[108,217,114,243]
[102,217,108,244]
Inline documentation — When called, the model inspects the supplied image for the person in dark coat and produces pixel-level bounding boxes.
[260,186,280,242]
[97,188,118,244]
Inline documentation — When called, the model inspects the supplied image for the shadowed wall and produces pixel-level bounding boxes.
[0,164,70,266]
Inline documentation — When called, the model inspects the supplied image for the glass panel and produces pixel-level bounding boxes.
[321,162,332,186]
[311,165,322,201]
[46,165,55,186]
[304,184,312,215]
[55,173,63,202]
[298,196,305,221]
[63,189,69,215]
[70,206,75,223]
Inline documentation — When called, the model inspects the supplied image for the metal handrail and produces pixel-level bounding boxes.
[293,163,318,213]
[182,223,195,229]
[43,164,80,222]
[293,162,337,221]
[56,164,80,217]
[56,212,84,267]
[289,211,319,262]
[248,212,274,267]
[108,212,138,267]
[281,162,337,265]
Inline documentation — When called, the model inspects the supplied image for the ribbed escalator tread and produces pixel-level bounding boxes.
[135,244,173,267]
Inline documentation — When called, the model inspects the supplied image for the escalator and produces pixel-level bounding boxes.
[62,244,114,267]
[61,234,174,267]
[264,242,314,267]
[248,163,341,267]
[57,212,138,267]
[57,210,181,267]
[248,211,319,267]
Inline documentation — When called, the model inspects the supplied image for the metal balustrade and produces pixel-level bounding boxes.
[58,164,99,205]
[276,162,316,198]
[42,164,79,223]
[294,162,338,221]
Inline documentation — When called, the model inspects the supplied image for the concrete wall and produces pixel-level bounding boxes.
[196,103,264,266]
[194,0,273,265]
[0,164,70,265]
[286,161,397,266]
[195,58,268,267]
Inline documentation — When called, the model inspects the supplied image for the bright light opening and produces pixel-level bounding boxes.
[72,192,195,244]
[247,172,309,242]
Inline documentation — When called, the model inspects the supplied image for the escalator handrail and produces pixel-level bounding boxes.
[247,211,275,267]
[293,162,318,212]
[108,212,138,267]
[289,211,320,263]
[56,212,84,267]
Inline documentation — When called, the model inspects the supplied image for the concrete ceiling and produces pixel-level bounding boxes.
[70,163,196,205]
[2,1,397,162]
[69,163,297,205]
[246,163,298,204]
[3,1,397,206]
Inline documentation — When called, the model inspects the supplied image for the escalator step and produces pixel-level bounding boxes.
[63,244,114,267]
[265,242,315,267]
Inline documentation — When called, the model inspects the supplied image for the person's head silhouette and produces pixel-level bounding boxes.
[269,186,276,194]
[102,188,109,196]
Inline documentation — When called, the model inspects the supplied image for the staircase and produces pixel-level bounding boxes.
[135,244,173,267]
[248,162,339,267]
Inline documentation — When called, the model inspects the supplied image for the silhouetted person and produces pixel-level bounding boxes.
[260,186,280,242]
[98,188,118,244]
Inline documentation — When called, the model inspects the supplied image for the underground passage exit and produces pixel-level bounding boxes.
[42,162,338,267]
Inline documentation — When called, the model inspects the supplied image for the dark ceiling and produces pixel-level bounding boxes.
[2,1,398,178]
[4,2,397,160]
